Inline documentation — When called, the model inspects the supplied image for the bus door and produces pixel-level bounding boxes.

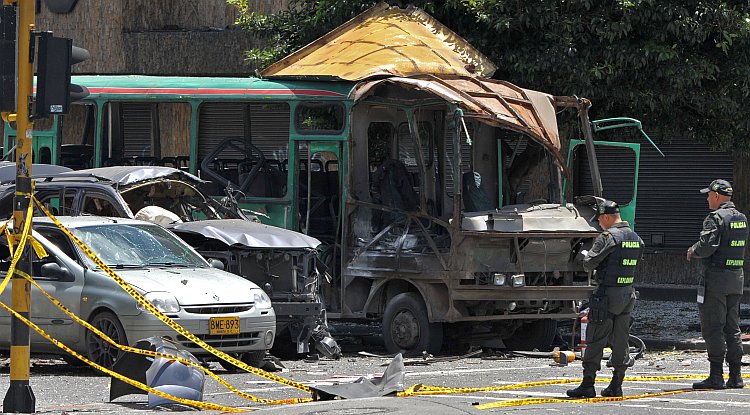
[565,118,663,226]
[295,141,343,244]
[567,140,640,225]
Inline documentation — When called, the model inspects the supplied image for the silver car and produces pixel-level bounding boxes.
[0,216,276,369]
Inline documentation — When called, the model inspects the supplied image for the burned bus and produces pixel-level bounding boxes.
[4,74,647,355]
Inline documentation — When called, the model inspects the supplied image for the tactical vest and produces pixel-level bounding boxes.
[710,208,749,269]
[596,226,643,287]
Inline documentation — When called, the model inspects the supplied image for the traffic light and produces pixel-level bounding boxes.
[0,5,16,112]
[34,31,90,118]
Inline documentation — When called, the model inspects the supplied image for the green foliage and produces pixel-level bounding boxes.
[231,0,750,151]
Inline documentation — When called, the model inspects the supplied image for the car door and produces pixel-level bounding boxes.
[79,191,129,217]
[0,227,84,350]
[29,227,85,347]
[35,187,77,217]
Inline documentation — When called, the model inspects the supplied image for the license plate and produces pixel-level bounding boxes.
[209,316,240,335]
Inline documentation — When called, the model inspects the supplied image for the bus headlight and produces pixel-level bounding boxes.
[493,273,506,286]
[511,274,525,287]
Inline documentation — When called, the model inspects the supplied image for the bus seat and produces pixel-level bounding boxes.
[372,159,418,212]
[462,171,494,212]
[324,160,338,172]
[157,157,177,167]
[60,144,94,170]
[175,156,190,171]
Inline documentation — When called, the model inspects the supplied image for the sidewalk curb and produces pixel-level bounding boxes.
[642,337,750,353]
[636,284,750,303]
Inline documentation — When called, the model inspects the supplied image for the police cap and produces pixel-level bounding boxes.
[700,179,733,196]
[594,199,620,219]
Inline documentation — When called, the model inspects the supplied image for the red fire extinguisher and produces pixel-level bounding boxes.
[580,312,588,358]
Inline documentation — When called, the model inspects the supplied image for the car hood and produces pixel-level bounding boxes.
[115,267,259,305]
[169,219,321,249]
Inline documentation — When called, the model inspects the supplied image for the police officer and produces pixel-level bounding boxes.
[687,179,747,389]
[567,200,643,398]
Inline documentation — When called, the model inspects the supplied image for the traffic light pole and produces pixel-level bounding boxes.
[3,0,36,411]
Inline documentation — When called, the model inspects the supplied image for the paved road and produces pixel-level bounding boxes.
[4,348,748,414]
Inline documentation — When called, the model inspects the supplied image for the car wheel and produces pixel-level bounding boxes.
[219,351,266,372]
[383,292,442,357]
[86,311,128,370]
[242,350,266,367]
[218,353,243,373]
[503,319,558,351]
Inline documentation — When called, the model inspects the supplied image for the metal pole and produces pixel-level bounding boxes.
[3,0,35,411]
[577,98,603,198]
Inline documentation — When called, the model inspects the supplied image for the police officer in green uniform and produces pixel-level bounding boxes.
[567,200,643,398]
[687,179,747,389]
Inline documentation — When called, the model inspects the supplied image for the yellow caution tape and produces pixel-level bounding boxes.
[0,297,251,412]
[476,389,696,409]
[0,201,34,296]
[15,268,312,406]
[402,373,750,408]
[28,235,48,259]
[32,197,315,398]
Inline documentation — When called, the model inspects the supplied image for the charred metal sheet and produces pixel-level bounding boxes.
[169,219,321,249]
[461,203,600,232]
[56,165,205,187]
[351,76,565,162]
[312,353,405,400]
[262,3,495,80]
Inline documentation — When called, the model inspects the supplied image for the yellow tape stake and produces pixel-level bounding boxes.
[14,269,312,406]
[33,197,315,398]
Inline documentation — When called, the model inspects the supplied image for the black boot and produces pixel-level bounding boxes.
[726,363,744,389]
[601,370,625,397]
[693,362,725,390]
[567,375,596,398]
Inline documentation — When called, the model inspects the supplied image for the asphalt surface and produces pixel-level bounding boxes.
[4,348,749,414]
[1,287,749,414]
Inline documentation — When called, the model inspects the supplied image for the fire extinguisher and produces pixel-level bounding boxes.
[579,312,588,358]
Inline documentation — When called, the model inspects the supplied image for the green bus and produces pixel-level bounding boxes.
[5,74,651,355]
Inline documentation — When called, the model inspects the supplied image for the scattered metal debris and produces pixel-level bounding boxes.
[311,354,405,400]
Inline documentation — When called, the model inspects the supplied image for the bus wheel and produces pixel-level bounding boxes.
[503,319,558,351]
[383,293,442,357]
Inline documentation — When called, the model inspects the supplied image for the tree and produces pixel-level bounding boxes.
[229,0,750,151]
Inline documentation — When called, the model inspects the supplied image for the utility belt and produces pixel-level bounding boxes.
[587,291,609,323]
[588,283,635,323]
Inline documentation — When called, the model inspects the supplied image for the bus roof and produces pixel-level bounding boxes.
[67,75,357,100]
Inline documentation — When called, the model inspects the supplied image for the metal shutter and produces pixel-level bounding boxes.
[573,136,732,250]
[121,104,153,157]
[248,102,290,163]
[635,136,732,250]
[197,103,247,160]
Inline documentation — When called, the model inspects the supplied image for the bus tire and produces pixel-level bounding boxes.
[383,292,442,357]
[503,319,558,351]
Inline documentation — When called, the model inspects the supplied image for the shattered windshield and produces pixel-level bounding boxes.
[72,224,208,268]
